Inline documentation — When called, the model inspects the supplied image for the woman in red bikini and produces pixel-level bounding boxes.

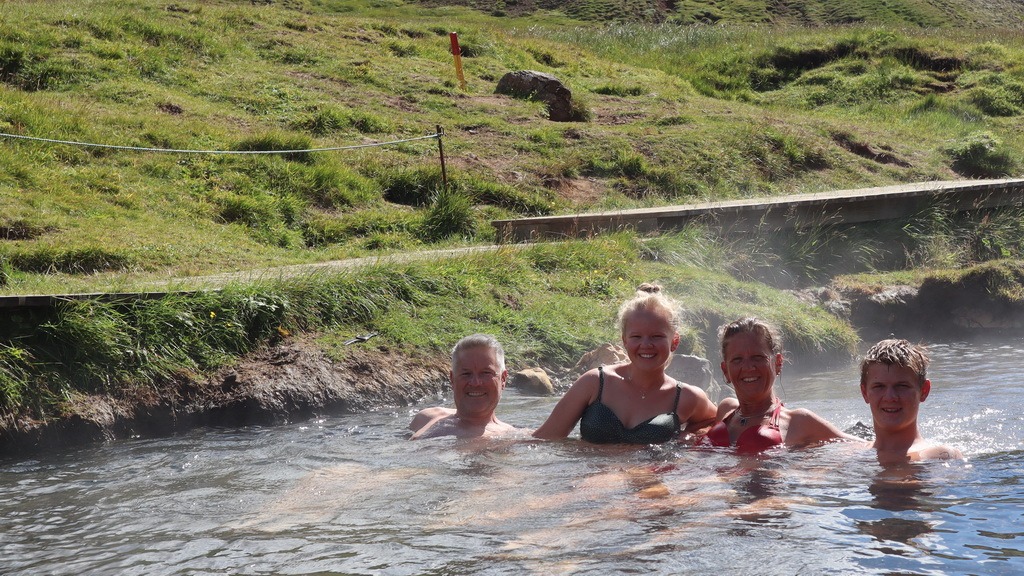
[703,317,856,454]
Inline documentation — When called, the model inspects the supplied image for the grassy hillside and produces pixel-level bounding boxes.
[2,0,1024,424]
[420,0,1024,27]
[1,0,1024,296]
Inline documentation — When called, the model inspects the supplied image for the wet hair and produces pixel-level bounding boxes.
[860,338,929,386]
[451,333,505,373]
[718,317,783,359]
[616,283,682,335]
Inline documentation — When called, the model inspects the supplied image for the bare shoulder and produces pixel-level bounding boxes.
[567,367,603,395]
[784,407,846,446]
[678,382,710,400]
[409,406,455,431]
[715,397,739,420]
[786,407,836,428]
[914,443,965,461]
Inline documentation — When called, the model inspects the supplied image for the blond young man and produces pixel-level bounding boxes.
[859,338,963,463]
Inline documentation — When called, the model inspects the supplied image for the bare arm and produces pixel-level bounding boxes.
[532,371,599,440]
[678,386,718,433]
[408,407,453,439]
[784,408,852,448]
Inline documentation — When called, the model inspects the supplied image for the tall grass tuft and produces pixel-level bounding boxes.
[375,165,444,206]
[232,132,315,163]
[6,246,135,274]
[421,186,475,240]
[946,132,1017,177]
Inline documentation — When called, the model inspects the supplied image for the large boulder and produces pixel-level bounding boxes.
[496,70,576,122]
[510,367,555,395]
[666,354,722,400]
[572,343,628,375]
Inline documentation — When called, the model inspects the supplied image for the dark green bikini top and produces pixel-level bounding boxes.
[579,365,682,444]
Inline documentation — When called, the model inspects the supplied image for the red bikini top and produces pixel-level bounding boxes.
[702,403,784,454]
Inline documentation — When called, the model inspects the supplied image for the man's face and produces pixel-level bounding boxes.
[452,346,507,419]
[860,363,930,433]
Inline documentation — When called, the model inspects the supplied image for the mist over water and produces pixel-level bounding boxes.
[1,339,1022,575]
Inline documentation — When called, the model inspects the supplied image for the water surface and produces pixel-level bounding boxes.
[2,339,1022,575]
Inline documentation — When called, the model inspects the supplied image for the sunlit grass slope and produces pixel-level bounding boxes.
[423,0,1024,27]
[1,0,1023,294]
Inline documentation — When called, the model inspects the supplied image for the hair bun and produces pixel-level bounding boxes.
[637,282,662,295]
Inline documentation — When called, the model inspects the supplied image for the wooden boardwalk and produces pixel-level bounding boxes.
[492,178,1024,242]
[3,178,1023,308]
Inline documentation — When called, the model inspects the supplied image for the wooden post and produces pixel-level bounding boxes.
[436,125,448,191]
[449,32,467,91]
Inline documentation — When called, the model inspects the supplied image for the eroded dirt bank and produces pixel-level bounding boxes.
[0,340,450,457]
[6,263,1024,457]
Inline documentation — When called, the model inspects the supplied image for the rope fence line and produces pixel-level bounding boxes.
[0,130,441,154]
[0,124,450,187]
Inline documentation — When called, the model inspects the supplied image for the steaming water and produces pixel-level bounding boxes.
[2,338,1022,575]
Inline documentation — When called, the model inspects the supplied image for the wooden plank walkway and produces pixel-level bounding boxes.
[4,178,1023,308]
[492,178,1024,242]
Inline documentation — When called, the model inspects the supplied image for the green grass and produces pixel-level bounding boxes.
[0,234,858,417]
[2,3,1024,294]
[2,0,1024,421]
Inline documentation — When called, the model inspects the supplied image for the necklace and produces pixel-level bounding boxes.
[626,371,659,400]
[737,400,776,426]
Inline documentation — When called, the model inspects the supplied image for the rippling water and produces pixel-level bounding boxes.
[2,338,1022,575]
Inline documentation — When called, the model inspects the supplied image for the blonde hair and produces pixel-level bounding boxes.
[616,283,682,334]
[860,338,929,386]
[718,317,783,359]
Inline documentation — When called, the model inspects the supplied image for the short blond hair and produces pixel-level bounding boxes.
[860,338,928,386]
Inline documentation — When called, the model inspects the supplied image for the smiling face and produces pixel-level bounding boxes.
[860,363,930,434]
[720,331,783,402]
[621,307,680,370]
[451,345,507,422]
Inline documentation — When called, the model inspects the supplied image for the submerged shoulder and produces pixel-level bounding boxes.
[914,442,965,462]
[409,406,455,431]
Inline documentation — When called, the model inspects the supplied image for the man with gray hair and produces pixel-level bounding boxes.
[409,334,521,439]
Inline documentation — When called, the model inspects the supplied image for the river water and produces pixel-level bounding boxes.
[2,338,1022,575]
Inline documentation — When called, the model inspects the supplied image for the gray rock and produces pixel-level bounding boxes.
[496,70,575,121]
[667,354,723,401]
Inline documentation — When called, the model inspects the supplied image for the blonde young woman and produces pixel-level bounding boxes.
[702,317,856,453]
[533,284,717,444]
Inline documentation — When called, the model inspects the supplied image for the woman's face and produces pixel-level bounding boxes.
[720,331,783,400]
[621,308,679,371]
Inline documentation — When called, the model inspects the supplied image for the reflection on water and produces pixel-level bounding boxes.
[854,465,941,561]
[1,340,1024,574]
